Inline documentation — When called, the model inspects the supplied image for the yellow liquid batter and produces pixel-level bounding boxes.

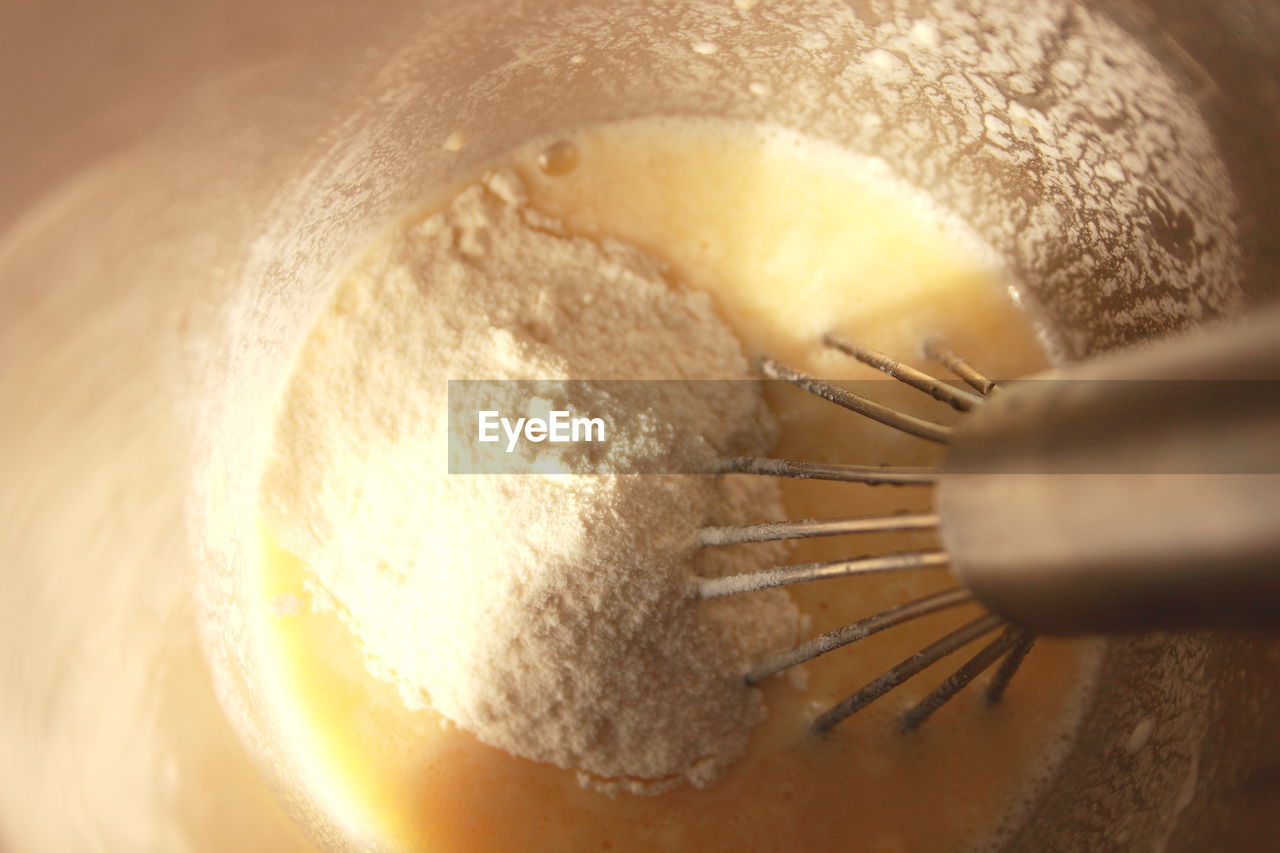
[256,118,1095,852]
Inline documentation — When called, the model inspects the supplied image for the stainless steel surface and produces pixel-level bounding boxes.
[898,624,1032,731]
[743,587,976,684]
[811,613,1007,732]
[761,356,956,443]
[698,512,940,546]
[940,307,1280,634]
[703,310,1278,736]
[824,332,984,411]
[697,550,950,599]
[4,0,1280,849]
[717,455,938,485]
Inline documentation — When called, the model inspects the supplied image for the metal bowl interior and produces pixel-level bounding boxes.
[2,0,1277,849]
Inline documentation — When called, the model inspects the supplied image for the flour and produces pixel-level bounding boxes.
[260,170,801,794]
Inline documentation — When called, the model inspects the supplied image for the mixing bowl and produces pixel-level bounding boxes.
[2,0,1278,849]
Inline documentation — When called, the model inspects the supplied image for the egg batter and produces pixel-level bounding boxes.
[255,117,1097,852]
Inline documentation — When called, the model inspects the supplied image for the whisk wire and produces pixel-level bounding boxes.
[899,624,1024,731]
[716,339,1033,733]
[699,512,940,546]
[718,456,936,485]
[698,551,949,600]
[984,630,1037,704]
[922,338,997,395]
[761,357,953,443]
[811,613,1005,734]
[823,332,984,412]
[745,587,974,684]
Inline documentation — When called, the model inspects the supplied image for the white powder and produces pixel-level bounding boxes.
[261,170,801,794]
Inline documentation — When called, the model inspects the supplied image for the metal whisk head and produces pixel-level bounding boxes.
[699,334,1035,734]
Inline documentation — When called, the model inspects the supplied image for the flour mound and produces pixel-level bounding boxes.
[261,171,800,793]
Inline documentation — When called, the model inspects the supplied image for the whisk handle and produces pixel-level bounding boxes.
[938,307,1280,635]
